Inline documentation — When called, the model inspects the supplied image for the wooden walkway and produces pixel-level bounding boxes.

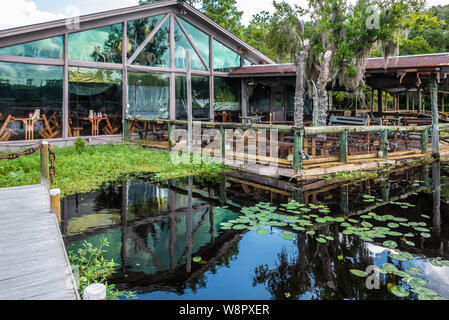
[0,184,79,300]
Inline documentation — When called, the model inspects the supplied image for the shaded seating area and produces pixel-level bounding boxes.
[0,114,16,141]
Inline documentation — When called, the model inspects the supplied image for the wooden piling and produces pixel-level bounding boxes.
[293,129,303,171]
[421,128,429,154]
[40,141,49,189]
[50,189,61,224]
[380,130,388,158]
[340,130,348,163]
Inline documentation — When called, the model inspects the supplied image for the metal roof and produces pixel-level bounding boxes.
[230,64,296,76]
[365,53,449,70]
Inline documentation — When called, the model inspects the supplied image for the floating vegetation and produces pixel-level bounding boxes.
[217,198,449,300]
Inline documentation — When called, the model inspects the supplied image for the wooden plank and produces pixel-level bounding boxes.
[0,184,78,300]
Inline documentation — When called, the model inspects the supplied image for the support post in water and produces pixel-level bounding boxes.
[421,128,429,155]
[340,130,348,163]
[50,189,61,225]
[293,129,303,171]
[40,141,49,189]
[430,74,440,159]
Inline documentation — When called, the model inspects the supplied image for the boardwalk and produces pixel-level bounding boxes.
[0,184,79,300]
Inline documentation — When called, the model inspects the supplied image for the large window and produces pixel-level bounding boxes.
[178,18,210,67]
[69,24,123,64]
[69,67,122,137]
[213,40,241,72]
[128,72,170,119]
[127,15,170,68]
[214,77,241,122]
[249,84,270,116]
[0,36,63,60]
[176,75,210,120]
[0,62,63,141]
[174,20,206,70]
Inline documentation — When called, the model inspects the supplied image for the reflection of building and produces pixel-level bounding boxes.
[62,177,241,294]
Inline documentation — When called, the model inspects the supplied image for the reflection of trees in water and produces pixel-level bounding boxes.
[252,225,378,300]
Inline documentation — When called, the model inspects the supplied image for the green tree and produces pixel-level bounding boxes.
[242,12,276,61]
[202,0,244,37]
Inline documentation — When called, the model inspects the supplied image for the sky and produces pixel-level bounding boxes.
[0,0,448,30]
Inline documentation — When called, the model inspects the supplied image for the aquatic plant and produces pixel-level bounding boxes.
[68,237,136,300]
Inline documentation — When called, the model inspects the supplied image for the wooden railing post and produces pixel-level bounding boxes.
[340,130,348,163]
[123,118,130,142]
[421,128,429,155]
[293,129,303,171]
[220,125,226,164]
[168,123,173,152]
[40,141,49,189]
[50,189,61,224]
[380,129,388,158]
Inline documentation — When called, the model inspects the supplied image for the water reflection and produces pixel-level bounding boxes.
[62,162,449,300]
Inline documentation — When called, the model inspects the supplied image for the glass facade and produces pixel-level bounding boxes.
[214,77,241,122]
[178,18,210,67]
[0,13,269,141]
[128,15,170,68]
[69,24,123,64]
[0,37,63,60]
[249,84,270,118]
[175,20,206,70]
[68,67,122,137]
[128,72,170,119]
[213,40,241,72]
[176,75,210,120]
[0,62,63,141]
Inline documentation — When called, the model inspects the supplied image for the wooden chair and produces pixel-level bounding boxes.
[102,113,121,135]
[0,114,16,141]
[39,113,60,139]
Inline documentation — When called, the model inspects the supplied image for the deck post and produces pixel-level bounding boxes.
[293,129,303,171]
[123,118,130,142]
[50,189,61,224]
[380,129,388,158]
[340,130,348,163]
[168,123,173,151]
[220,125,226,163]
[40,141,49,189]
[421,128,429,154]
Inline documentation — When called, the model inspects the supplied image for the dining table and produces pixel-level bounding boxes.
[81,116,107,136]
[14,117,42,140]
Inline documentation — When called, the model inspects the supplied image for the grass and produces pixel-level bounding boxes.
[0,142,227,197]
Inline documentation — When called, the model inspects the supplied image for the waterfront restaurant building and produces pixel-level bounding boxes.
[0,0,274,144]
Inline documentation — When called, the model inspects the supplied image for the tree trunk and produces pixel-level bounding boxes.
[314,50,333,127]
[430,75,440,158]
[294,40,310,128]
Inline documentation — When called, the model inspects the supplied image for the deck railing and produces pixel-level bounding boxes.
[125,117,449,172]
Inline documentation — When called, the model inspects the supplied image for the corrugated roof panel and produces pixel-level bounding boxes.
[366,53,449,70]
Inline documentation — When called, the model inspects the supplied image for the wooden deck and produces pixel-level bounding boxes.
[0,184,79,300]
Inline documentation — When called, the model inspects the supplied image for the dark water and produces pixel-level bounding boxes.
[62,162,449,300]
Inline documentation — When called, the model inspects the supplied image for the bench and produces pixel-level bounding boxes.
[329,116,370,126]
[403,118,432,126]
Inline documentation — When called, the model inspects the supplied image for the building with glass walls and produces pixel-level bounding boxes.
[0,0,273,145]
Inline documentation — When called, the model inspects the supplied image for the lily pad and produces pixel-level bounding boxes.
[383,240,398,249]
[350,269,369,277]
[382,263,398,273]
[257,229,271,236]
[232,224,248,230]
[193,257,202,263]
[421,233,431,238]
[391,286,410,298]
[389,253,410,262]
[405,267,424,276]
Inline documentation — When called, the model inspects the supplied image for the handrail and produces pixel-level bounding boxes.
[126,117,448,172]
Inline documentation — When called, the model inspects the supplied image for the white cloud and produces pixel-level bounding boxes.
[0,0,66,30]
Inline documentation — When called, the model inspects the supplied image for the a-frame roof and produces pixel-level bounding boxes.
[0,0,274,66]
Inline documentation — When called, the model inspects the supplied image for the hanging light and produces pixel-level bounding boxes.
[118,38,132,54]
